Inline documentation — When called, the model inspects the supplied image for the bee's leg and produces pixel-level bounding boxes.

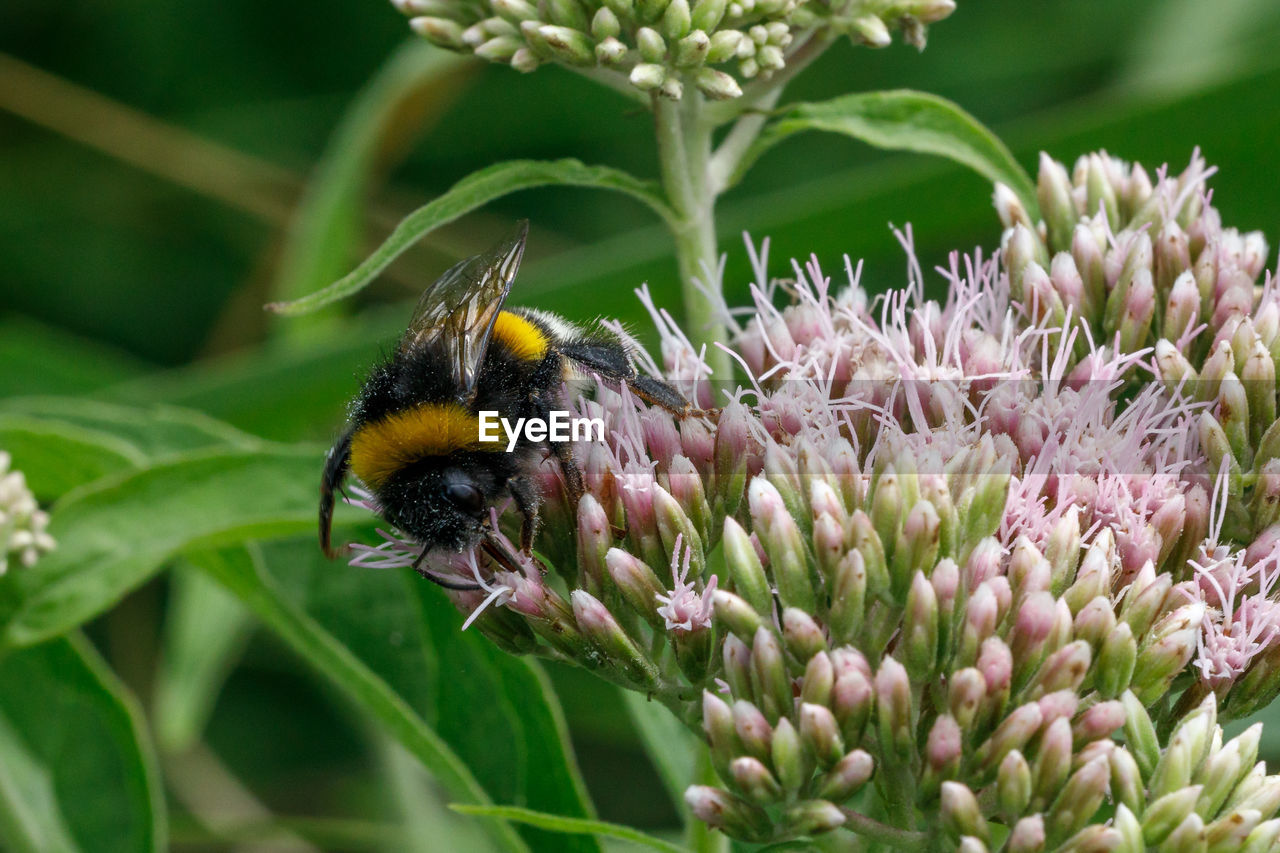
[509,476,542,553]
[548,439,585,510]
[559,340,691,416]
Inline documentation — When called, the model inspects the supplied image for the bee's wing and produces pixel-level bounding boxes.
[400,221,529,401]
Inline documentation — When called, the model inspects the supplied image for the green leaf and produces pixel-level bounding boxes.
[0,635,164,852]
[0,446,329,648]
[0,397,261,460]
[194,544,529,853]
[622,690,701,812]
[735,89,1037,219]
[410,582,600,853]
[0,415,143,501]
[451,806,684,853]
[0,317,146,398]
[152,564,254,752]
[272,42,473,311]
[259,536,600,853]
[267,159,673,316]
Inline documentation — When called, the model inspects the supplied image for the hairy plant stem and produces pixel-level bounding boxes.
[654,92,730,377]
[838,808,930,852]
[652,40,831,376]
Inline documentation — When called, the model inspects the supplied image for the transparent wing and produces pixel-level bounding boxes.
[400,220,528,401]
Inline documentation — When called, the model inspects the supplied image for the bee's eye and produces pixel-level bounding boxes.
[444,482,484,514]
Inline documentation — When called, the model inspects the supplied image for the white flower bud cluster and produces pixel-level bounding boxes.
[0,452,54,575]
[393,0,955,99]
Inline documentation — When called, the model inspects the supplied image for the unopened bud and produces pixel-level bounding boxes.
[571,591,658,687]
[751,626,791,722]
[782,799,846,837]
[997,749,1032,822]
[684,786,771,841]
[941,781,988,842]
[730,756,781,805]
[1047,757,1110,842]
[1143,786,1205,845]
[818,749,874,802]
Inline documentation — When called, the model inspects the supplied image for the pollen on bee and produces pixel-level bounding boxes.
[492,311,549,361]
[350,403,499,487]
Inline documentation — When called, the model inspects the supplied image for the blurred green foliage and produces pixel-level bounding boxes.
[4,0,1280,849]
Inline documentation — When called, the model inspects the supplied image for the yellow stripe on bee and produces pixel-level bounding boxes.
[493,311,549,361]
[349,403,498,488]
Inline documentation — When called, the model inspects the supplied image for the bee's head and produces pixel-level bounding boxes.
[378,459,504,552]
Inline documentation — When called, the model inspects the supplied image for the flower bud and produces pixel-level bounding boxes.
[684,786,771,841]
[782,607,827,663]
[730,756,781,805]
[975,702,1042,775]
[799,703,844,768]
[1162,813,1207,853]
[904,570,940,679]
[1047,756,1110,843]
[751,626,792,722]
[1039,153,1078,252]
[1108,747,1144,817]
[925,714,963,788]
[850,510,891,604]
[1206,809,1263,853]
[828,551,867,645]
[1143,786,1205,845]
[1008,815,1047,853]
[818,749,874,802]
[702,690,738,777]
[409,16,465,47]
[1240,818,1280,853]
[629,62,666,90]
[660,0,691,39]
[1073,700,1126,743]
[997,748,1032,822]
[722,633,752,697]
[537,24,596,64]
[1029,640,1091,698]
[606,547,667,628]
[768,716,810,796]
[875,658,913,761]
[941,781,988,842]
[750,478,816,611]
[732,698,773,761]
[831,671,873,745]
[1132,603,1205,704]
[1200,725,1261,819]
[571,591,658,687]
[1095,622,1137,698]
[949,667,986,731]
[713,589,764,640]
[782,800,846,837]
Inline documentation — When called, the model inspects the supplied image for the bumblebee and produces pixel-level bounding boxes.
[320,221,689,585]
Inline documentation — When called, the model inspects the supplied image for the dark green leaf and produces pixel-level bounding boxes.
[267,159,673,316]
[0,447,330,648]
[260,536,600,853]
[152,564,254,752]
[0,635,164,852]
[194,545,529,853]
[451,806,684,853]
[622,690,700,813]
[272,42,473,310]
[0,415,142,501]
[735,90,1037,219]
[0,397,261,460]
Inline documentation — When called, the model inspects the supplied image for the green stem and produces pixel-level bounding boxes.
[653,93,731,378]
[838,808,930,852]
